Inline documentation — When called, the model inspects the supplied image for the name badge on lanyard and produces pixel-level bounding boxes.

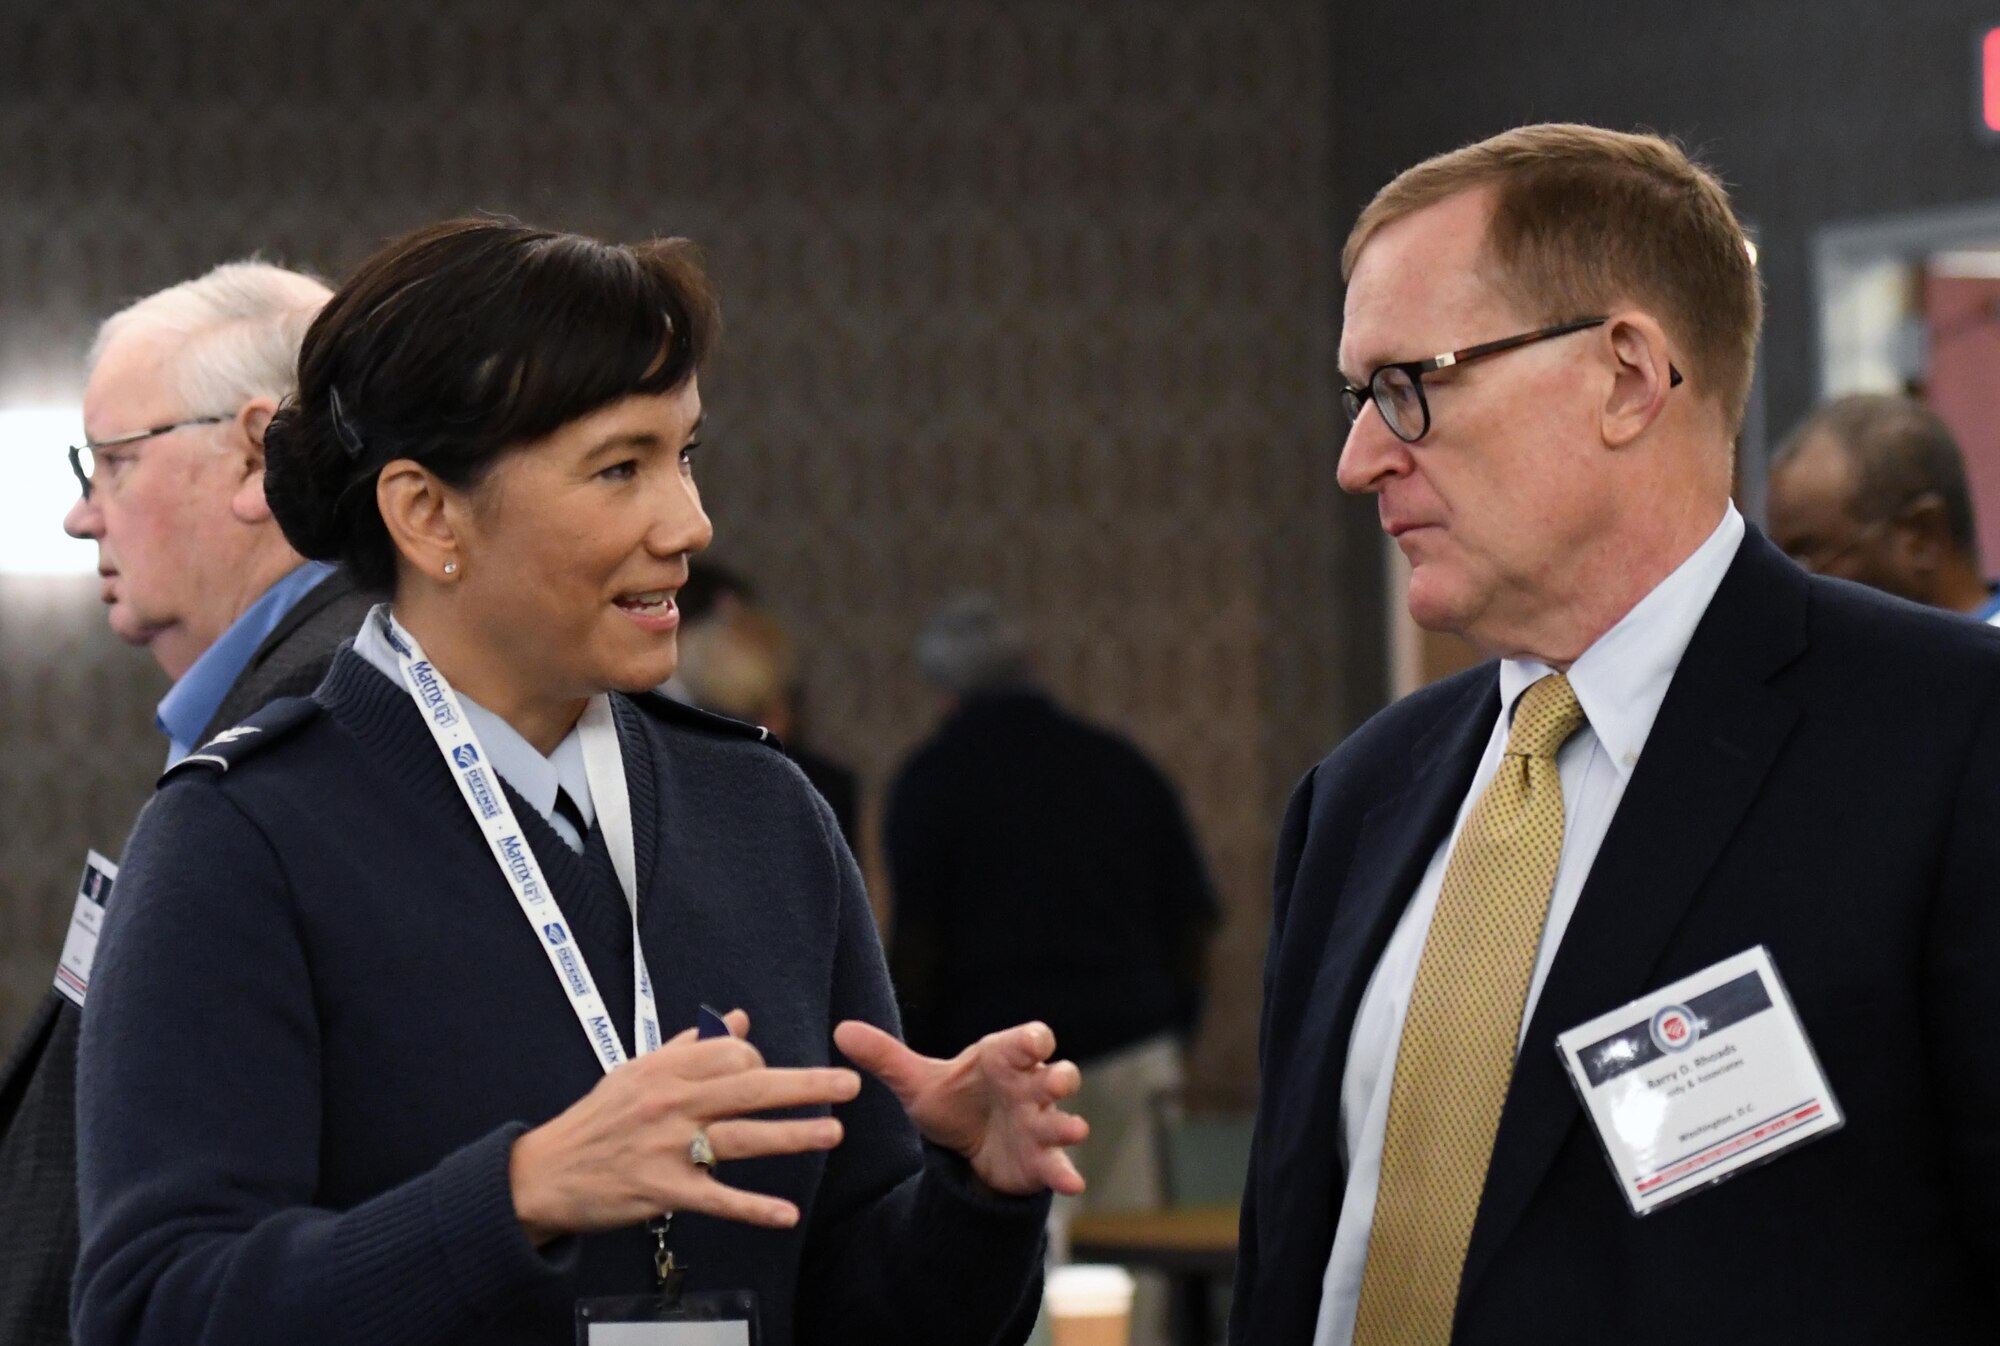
[577,1291,758,1345]
[378,608,756,1332]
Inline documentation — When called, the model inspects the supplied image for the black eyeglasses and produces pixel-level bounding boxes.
[67,415,230,499]
[1340,317,1683,444]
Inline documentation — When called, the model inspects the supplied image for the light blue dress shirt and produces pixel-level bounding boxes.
[352,606,596,853]
[159,562,336,765]
[1974,587,2000,626]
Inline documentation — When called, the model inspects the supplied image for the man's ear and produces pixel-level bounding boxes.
[227,397,281,524]
[1600,313,1677,449]
[377,458,468,586]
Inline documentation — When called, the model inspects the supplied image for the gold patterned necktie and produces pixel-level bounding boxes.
[1352,672,1588,1346]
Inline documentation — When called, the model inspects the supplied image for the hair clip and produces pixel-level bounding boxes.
[328,386,366,460]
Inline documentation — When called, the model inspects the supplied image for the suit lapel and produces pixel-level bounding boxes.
[199,569,363,744]
[1459,529,1808,1300]
[1266,668,1497,1286]
[242,569,343,671]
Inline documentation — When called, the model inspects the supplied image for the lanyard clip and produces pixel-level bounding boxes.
[656,1251,686,1308]
[651,1215,685,1307]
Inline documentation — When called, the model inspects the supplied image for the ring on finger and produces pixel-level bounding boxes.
[689,1126,718,1170]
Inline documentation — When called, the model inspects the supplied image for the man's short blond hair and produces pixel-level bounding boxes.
[1344,123,1763,432]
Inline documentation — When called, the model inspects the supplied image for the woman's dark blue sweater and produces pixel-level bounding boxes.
[73,650,1047,1346]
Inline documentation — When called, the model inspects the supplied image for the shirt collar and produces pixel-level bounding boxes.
[1974,585,2000,625]
[1498,504,1745,779]
[351,605,595,830]
[158,562,335,763]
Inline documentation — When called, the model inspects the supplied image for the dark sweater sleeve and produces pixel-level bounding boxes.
[796,789,1049,1346]
[73,780,569,1346]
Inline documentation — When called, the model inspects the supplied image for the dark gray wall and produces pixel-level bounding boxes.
[1330,0,2000,459]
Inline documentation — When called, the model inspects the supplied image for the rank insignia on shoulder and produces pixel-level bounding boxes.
[628,689,782,749]
[160,697,322,782]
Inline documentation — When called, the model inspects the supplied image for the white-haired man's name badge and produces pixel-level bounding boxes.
[53,850,117,1008]
[1555,945,1844,1215]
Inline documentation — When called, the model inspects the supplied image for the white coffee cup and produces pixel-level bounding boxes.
[1045,1264,1137,1346]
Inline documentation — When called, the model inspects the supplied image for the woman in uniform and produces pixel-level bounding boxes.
[74,219,1085,1346]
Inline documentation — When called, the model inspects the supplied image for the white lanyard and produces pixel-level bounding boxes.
[381,610,661,1074]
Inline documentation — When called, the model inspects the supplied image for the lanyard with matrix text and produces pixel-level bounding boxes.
[381,610,689,1296]
[381,609,662,1069]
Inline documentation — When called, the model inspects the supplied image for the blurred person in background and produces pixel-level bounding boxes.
[0,261,366,1346]
[674,557,755,626]
[887,594,1219,1211]
[674,595,862,849]
[1766,393,1999,622]
[72,220,1083,1346]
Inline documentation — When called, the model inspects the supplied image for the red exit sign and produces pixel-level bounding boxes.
[1983,25,2000,139]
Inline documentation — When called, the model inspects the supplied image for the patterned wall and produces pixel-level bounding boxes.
[0,0,1360,1103]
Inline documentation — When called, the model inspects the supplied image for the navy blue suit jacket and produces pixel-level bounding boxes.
[1234,528,2000,1344]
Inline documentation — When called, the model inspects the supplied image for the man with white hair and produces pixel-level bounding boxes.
[0,261,371,1345]
[63,261,373,759]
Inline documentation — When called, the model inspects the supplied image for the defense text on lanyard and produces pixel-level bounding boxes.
[380,608,661,1074]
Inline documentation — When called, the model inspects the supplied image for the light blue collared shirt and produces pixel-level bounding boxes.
[352,606,595,853]
[1975,587,2000,627]
[159,562,336,765]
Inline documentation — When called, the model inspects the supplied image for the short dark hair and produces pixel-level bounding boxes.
[264,218,719,592]
[1774,394,1977,560]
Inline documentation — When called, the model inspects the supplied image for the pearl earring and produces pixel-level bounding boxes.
[443,561,458,576]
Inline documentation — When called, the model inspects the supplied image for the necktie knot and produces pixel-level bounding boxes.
[1507,673,1585,760]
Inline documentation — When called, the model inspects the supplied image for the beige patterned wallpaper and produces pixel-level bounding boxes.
[0,0,1364,1104]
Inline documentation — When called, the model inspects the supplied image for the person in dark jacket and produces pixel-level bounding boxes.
[72,220,1085,1346]
[886,594,1218,1216]
[0,260,369,1346]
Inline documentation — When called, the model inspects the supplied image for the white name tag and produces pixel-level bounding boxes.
[53,850,118,1008]
[576,1292,755,1345]
[1555,945,1843,1215]
[585,1325,748,1346]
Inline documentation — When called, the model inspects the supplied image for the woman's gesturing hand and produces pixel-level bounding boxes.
[509,1010,861,1246]
[833,1019,1088,1198]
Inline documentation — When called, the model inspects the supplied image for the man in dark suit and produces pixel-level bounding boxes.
[0,262,372,1346]
[1235,123,2000,1346]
